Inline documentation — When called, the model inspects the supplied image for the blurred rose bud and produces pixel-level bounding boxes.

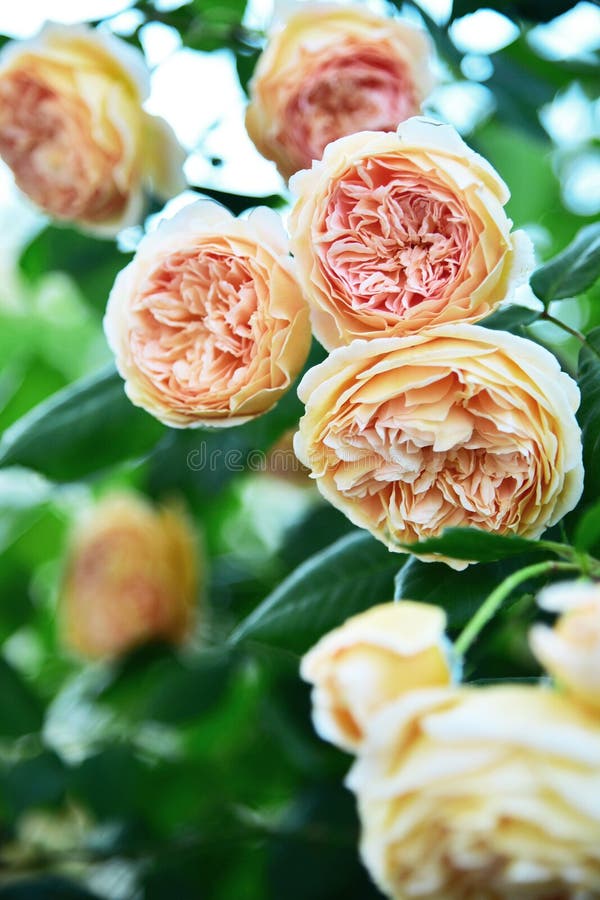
[530,580,600,713]
[263,428,313,487]
[289,118,533,348]
[104,200,311,427]
[246,4,434,180]
[301,601,454,752]
[347,686,600,899]
[0,23,185,235]
[61,493,199,659]
[295,325,583,568]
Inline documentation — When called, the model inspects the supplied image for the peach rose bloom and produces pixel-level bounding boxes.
[0,23,185,235]
[289,117,534,349]
[530,581,600,713]
[347,686,600,900]
[61,493,199,659]
[104,200,311,427]
[294,325,583,567]
[246,4,434,180]
[301,601,454,752]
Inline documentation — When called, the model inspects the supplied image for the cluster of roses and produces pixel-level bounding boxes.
[301,591,600,898]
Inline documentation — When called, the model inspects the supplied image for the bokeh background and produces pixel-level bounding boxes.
[0,1,599,898]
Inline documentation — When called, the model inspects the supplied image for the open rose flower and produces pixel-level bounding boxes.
[104,200,311,427]
[289,117,533,348]
[301,601,454,752]
[61,492,199,659]
[246,4,434,180]
[294,325,583,567]
[347,686,600,900]
[0,23,185,235]
[530,580,600,713]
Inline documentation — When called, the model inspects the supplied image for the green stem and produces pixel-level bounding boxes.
[540,310,587,343]
[455,560,580,656]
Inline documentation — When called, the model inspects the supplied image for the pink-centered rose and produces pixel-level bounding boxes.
[294,325,583,567]
[0,23,185,235]
[289,118,534,349]
[61,493,199,659]
[104,200,311,427]
[246,4,434,180]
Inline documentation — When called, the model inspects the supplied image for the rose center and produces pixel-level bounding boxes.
[0,68,125,222]
[320,158,472,317]
[130,248,260,402]
[282,48,414,168]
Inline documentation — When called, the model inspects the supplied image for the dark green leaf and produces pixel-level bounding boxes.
[230,530,401,654]
[0,657,43,737]
[397,528,544,563]
[531,223,600,304]
[0,878,103,900]
[0,365,165,481]
[480,304,539,332]
[1,751,66,816]
[451,0,576,22]
[0,468,55,553]
[190,186,286,215]
[573,501,600,554]
[577,327,600,503]
[395,555,528,630]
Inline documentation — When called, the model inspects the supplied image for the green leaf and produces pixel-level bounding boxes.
[1,751,66,816]
[397,528,544,563]
[230,530,401,654]
[531,223,600,304]
[480,304,539,332]
[0,657,44,737]
[0,877,103,899]
[0,468,55,553]
[573,502,600,554]
[0,365,165,481]
[577,327,600,503]
[190,186,286,216]
[20,225,132,313]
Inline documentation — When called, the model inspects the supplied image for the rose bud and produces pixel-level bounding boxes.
[61,492,199,659]
[289,117,533,348]
[104,200,311,427]
[348,685,600,900]
[301,601,454,752]
[0,23,185,235]
[246,4,434,181]
[530,580,600,713]
[295,325,583,568]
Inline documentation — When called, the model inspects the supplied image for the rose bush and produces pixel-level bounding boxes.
[61,492,199,659]
[0,23,185,235]
[347,686,600,899]
[301,601,454,751]
[530,580,600,713]
[246,4,434,181]
[294,324,583,566]
[104,199,311,427]
[289,117,533,349]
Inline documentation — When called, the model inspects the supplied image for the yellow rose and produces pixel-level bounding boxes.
[530,580,600,713]
[0,23,185,235]
[246,4,434,180]
[347,686,600,899]
[301,602,454,752]
[294,325,583,567]
[104,199,311,427]
[61,492,199,659]
[289,117,533,349]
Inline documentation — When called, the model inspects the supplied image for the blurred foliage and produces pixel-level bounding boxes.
[0,0,599,898]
